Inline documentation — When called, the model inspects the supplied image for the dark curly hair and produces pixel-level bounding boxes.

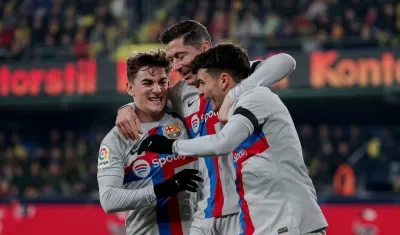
[189,43,250,83]
[126,49,170,82]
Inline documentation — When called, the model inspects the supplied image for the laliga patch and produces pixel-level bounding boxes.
[98,145,110,169]
[164,123,182,139]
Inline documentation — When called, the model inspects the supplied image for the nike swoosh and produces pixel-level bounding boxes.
[130,140,151,155]
[130,145,139,155]
[188,99,198,107]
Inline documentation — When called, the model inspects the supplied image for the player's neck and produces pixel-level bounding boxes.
[135,108,165,123]
[224,82,238,95]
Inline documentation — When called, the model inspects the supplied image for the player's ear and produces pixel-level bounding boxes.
[220,73,229,91]
[200,41,211,53]
[126,81,135,97]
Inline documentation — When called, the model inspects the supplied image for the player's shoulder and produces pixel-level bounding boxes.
[164,112,186,128]
[250,86,272,95]
[231,87,276,117]
[100,126,132,151]
[237,86,273,103]
[102,126,121,143]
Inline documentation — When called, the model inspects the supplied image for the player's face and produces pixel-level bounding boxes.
[165,37,210,86]
[197,69,227,112]
[127,66,168,116]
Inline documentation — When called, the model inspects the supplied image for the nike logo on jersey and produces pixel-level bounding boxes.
[188,98,199,107]
[130,146,141,155]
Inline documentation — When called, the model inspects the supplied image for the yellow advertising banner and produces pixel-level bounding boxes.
[114,44,165,60]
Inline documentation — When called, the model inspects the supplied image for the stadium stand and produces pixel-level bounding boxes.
[0,0,165,61]
[147,0,400,51]
[0,0,399,234]
[2,0,399,61]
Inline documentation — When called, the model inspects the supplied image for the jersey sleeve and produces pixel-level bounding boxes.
[172,88,273,158]
[227,53,296,102]
[172,121,251,157]
[97,130,125,178]
[97,128,157,213]
[118,102,136,112]
[228,87,272,133]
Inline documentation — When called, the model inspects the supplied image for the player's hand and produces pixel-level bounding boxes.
[171,169,203,192]
[218,95,233,124]
[138,134,175,154]
[154,169,203,198]
[116,106,142,140]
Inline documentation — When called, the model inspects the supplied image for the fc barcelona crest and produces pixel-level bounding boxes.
[164,123,182,139]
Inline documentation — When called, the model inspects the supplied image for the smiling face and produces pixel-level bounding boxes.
[165,37,209,86]
[127,66,168,116]
[197,68,238,112]
[125,49,170,122]
[159,20,212,86]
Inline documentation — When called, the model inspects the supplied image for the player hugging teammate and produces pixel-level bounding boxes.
[138,43,328,235]
[97,49,203,235]
[98,20,328,235]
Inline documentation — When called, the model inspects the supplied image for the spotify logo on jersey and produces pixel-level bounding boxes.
[191,114,199,133]
[132,159,151,178]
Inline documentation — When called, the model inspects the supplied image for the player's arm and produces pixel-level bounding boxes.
[173,89,270,157]
[173,120,251,157]
[217,54,295,123]
[228,53,296,102]
[97,139,157,213]
[98,130,203,213]
[139,89,270,157]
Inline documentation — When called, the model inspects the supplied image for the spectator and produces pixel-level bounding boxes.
[2,0,400,60]
[0,0,136,61]
[152,0,400,50]
[261,12,281,38]
[234,12,262,39]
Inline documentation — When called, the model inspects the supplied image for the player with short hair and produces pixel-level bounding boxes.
[97,49,203,235]
[116,20,296,235]
[138,44,328,235]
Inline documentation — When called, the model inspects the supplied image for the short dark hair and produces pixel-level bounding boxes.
[126,49,170,82]
[189,43,250,83]
[159,20,212,48]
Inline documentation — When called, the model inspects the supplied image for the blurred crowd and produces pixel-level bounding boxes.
[1,123,399,199]
[0,0,143,61]
[146,0,400,50]
[299,125,400,196]
[2,0,400,61]
[0,129,102,199]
